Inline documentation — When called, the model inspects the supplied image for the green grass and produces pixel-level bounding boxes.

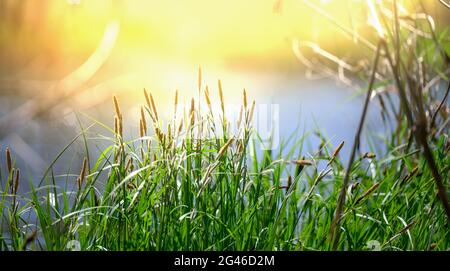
[1,1,450,251]
[0,83,449,251]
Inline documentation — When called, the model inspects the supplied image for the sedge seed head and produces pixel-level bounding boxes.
[14,168,20,194]
[140,106,147,132]
[218,79,225,113]
[5,147,12,173]
[113,95,121,117]
[243,89,248,108]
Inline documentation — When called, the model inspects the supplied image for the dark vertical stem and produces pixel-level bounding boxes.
[329,42,382,250]
[383,42,450,222]
[430,80,450,129]
[382,42,414,127]
[416,122,450,220]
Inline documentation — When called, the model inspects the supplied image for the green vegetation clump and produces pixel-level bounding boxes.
[0,81,449,251]
[1,1,450,251]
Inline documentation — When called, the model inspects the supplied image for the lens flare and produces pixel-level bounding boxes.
[61,20,120,93]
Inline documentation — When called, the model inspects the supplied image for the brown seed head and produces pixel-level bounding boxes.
[144,88,151,107]
[5,147,12,174]
[113,95,121,117]
[125,157,134,172]
[150,93,158,121]
[332,141,345,160]
[155,127,164,142]
[114,116,123,138]
[401,166,419,185]
[355,182,380,205]
[119,117,123,138]
[114,116,118,134]
[78,157,88,188]
[248,100,256,123]
[328,141,345,166]
[218,79,225,114]
[237,105,244,128]
[287,175,292,190]
[217,138,234,159]
[140,106,147,132]
[13,168,20,194]
[363,152,376,159]
[204,86,212,111]
[243,89,248,109]
[168,123,172,140]
[139,119,145,138]
[190,98,196,126]
[292,159,313,166]
[177,120,184,135]
[144,89,158,122]
[174,89,179,118]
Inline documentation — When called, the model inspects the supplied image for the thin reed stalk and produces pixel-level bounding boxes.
[330,41,382,250]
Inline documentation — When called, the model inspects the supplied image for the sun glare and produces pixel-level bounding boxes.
[367,0,385,38]
[0,0,441,105]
